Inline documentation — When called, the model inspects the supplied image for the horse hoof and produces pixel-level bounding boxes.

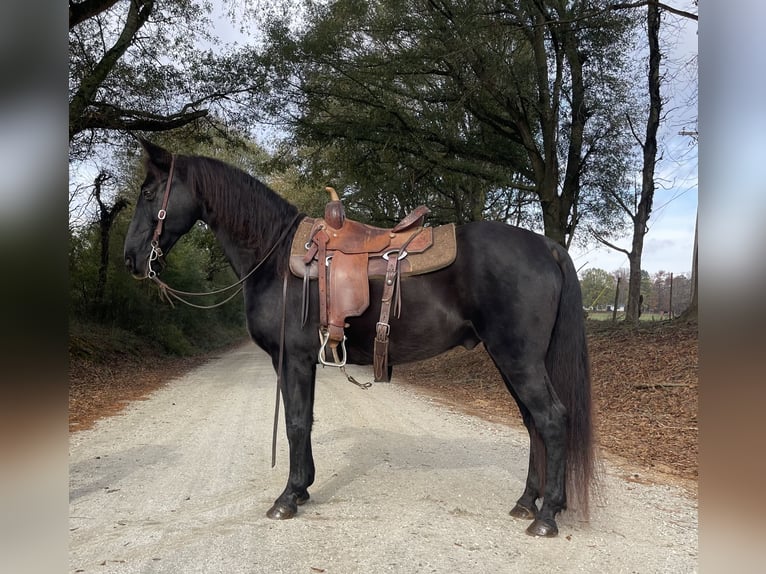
[510,503,537,520]
[266,503,296,520]
[526,518,559,537]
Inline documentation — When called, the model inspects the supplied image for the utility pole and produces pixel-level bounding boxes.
[669,272,674,319]
[678,129,698,321]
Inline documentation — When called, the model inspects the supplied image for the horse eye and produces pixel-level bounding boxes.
[142,187,155,200]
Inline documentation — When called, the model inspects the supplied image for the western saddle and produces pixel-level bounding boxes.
[289,188,456,382]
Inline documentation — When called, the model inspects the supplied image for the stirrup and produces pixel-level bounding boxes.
[318,329,347,367]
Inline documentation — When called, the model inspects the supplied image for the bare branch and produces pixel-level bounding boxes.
[610,1,698,21]
[81,103,209,133]
[592,230,631,256]
[611,186,637,219]
[625,113,645,149]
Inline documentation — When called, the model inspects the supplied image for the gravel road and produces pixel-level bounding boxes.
[69,343,697,573]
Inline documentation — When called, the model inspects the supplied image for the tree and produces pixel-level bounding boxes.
[643,270,664,313]
[670,273,692,316]
[68,0,273,163]
[579,268,617,310]
[644,269,692,316]
[595,1,697,324]
[260,0,638,243]
[71,1,196,146]
[602,0,662,324]
[91,170,129,315]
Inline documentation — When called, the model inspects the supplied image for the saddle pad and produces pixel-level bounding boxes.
[289,218,457,279]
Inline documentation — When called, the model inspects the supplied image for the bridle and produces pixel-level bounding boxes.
[147,155,176,280]
[141,153,303,309]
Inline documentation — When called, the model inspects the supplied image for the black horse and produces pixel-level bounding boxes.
[124,140,594,537]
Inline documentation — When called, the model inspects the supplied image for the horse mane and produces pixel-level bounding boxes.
[178,154,300,274]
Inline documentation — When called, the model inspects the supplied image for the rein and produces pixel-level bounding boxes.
[143,154,304,309]
[140,156,359,468]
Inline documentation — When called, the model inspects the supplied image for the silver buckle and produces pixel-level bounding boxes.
[375,322,390,338]
[382,249,408,261]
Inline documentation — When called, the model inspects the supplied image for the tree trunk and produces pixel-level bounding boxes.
[559,14,587,247]
[541,193,566,247]
[625,2,661,325]
[92,173,128,317]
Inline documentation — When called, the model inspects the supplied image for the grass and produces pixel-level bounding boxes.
[586,310,668,322]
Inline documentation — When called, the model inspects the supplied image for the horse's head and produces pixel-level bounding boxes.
[124,140,202,278]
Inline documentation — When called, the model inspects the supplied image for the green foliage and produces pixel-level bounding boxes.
[259,0,639,241]
[70,209,247,356]
[68,0,279,170]
[640,269,653,302]
[152,323,195,356]
[579,268,617,309]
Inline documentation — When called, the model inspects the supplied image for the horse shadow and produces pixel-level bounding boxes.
[308,425,529,508]
[69,444,177,502]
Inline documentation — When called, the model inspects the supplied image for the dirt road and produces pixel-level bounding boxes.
[69,343,697,573]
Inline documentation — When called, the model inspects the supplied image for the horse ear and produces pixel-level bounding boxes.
[138,138,172,171]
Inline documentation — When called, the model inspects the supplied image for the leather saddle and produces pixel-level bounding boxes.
[289,188,456,381]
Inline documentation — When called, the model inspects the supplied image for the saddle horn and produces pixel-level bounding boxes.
[324,186,345,229]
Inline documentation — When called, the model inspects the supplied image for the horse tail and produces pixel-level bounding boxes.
[545,243,595,518]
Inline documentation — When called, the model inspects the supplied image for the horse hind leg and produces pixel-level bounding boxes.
[488,352,568,537]
[495,373,542,519]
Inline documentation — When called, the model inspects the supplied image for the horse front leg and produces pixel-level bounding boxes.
[266,360,316,519]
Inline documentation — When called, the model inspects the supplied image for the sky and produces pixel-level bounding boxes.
[568,9,698,277]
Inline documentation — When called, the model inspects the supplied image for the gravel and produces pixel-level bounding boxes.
[70,343,697,573]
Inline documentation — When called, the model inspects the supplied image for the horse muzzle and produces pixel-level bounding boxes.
[125,258,148,280]
[125,253,163,279]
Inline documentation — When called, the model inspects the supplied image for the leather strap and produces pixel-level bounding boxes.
[271,275,289,468]
[301,267,310,327]
[315,229,330,331]
[152,154,176,246]
[374,253,399,381]
[373,227,424,381]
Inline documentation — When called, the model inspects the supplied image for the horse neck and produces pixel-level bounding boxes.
[190,160,298,278]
